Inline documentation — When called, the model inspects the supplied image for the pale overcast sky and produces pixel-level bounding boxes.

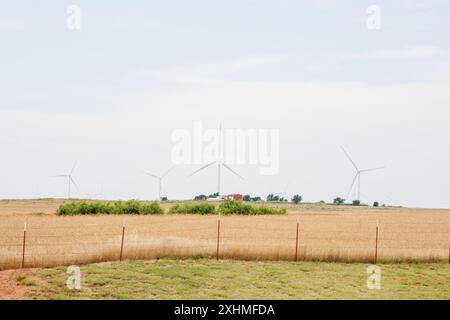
[0,1,449,208]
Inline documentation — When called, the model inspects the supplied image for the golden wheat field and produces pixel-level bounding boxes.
[0,199,449,270]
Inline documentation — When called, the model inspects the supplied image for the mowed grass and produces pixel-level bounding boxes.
[28,259,450,300]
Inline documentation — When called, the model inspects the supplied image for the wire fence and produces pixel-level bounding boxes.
[0,217,449,270]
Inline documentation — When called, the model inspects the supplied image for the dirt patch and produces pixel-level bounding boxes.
[0,269,41,300]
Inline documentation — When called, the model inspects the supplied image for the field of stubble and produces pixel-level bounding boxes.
[0,199,449,270]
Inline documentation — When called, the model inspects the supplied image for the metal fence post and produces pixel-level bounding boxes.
[216,218,221,260]
[295,222,300,261]
[119,226,125,262]
[21,223,27,269]
[374,226,379,264]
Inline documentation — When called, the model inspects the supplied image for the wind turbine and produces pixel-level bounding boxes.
[274,181,291,200]
[143,166,175,200]
[341,147,385,202]
[51,161,79,199]
[189,124,243,195]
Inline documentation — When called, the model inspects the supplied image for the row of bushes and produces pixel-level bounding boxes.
[170,201,287,215]
[169,203,216,215]
[57,200,287,216]
[218,199,287,215]
[56,200,164,216]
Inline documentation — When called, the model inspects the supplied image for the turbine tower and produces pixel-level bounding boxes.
[144,166,175,200]
[51,161,79,199]
[189,124,243,195]
[341,147,385,202]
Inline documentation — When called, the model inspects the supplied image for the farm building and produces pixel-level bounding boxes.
[223,194,243,201]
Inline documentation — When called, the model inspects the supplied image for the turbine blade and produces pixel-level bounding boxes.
[70,176,80,191]
[341,147,359,171]
[70,161,78,175]
[143,171,160,179]
[161,166,175,178]
[360,166,386,173]
[51,175,67,178]
[188,161,217,177]
[347,173,359,199]
[222,163,244,180]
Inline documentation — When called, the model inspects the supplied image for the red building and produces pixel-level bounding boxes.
[223,194,243,201]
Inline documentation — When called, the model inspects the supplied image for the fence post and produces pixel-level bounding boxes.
[216,218,221,261]
[119,226,125,262]
[448,243,450,265]
[21,223,27,269]
[295,222,299,262]
[374,226,379,264]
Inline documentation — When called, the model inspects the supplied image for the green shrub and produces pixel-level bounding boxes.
[112,200,141,215]
[56,202,110,215]
[56,200,164,215]
[291,194,302,204]
[218,199,287,216]
[218,199,252,215]
[352,200,361,206]
[251,205,287,215]
[169,203,216,215]
[139,201,165,215]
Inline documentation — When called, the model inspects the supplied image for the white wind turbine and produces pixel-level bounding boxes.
[341,147,385,202]
[143,166,175,200]
[274,181,291,200]
[51,161,79,199]
[189,124,243,195]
